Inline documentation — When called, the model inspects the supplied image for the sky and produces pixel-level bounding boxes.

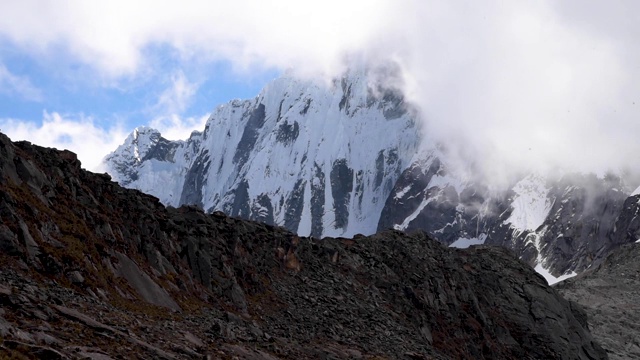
[0,1,639,182]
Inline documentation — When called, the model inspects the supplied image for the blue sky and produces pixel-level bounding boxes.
[0,44,277,122]
[1,1,639,178]
[0,29,282,170]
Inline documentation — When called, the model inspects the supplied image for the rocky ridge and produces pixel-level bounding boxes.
[0,133,609,359]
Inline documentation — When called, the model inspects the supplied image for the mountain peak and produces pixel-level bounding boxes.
[104,69,421,237]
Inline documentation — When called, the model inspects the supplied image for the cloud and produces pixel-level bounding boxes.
[153,70,198,115]
[0,0,389,78]
[145,70,208,140]
[1,0,639,183]
[386,1,640,183]
[148,114,208,141]
[0,112,127,172]
[0,63,43,101]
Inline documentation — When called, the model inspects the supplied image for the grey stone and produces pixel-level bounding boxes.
[68,270,85,284]
[557,242,640,360]
[19,220,40,259]
[114,252,181,312]
[34,331,59,345]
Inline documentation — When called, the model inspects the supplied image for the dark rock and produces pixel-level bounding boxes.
[330,159,354,230]
[233,103,267,165]
[0,224,20,256]
[3,340,68,359]
[557,242,640,360]
[114,252,180,312]
[67,270,84,284]
[0,132,608,359]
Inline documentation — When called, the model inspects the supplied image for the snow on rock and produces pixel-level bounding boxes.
[449,234,487,249]
[103,65,421,238]
[393,196,434,231]
[505,174,552,232]
[103,64,628,282]
[534,264,577,285]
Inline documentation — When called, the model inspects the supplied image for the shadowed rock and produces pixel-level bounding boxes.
[0,132,607,359]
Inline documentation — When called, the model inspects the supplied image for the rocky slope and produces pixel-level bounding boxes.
[0,133,609,358]
[103,69,638,281]
[556,234,640,360]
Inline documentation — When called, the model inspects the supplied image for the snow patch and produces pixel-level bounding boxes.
[530,230,576,285]
[394,185,412,200]
[449,234,487,249]
[505,174,552,232]
[393,197,433,231]
[534,264,577,285]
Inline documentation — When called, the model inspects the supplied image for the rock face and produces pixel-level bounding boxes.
[383,149,637,278]
[556,239,640,360]
[103,69,638,280]
[0,132,607,359]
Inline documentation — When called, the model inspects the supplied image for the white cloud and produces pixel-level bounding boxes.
[148,114,208,141]
[1,1,639,182]
[386,1,640,183]
[0,63,43,101]
[146,70,207,141]
[0,112,127,172]
[0,0,389,78]
[153,70,198,115]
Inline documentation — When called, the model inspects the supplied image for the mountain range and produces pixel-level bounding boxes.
[104,67,640,282]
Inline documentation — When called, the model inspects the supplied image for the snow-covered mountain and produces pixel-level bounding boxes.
[104,67,639,282]
[104,67,421,238]
[383,150,636,281]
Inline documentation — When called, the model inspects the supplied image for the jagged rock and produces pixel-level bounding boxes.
[384,158,637,278]
[113,252,181,312]
[182,331,204,348]
[33,331,59,346]
[18,220,40,259]
[0,317,12,337]
[67,270,85,284]
[0,132,609,359]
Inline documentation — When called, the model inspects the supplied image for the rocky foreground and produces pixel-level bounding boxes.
[557,241,640,360]
[0,132,608,359]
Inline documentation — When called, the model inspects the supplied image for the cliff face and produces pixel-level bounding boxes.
[0,133,607,359]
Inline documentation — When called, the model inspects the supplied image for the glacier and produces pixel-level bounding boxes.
[104,67,422,238]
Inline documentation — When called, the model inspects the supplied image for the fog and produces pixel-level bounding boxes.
[1,0,639,181]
